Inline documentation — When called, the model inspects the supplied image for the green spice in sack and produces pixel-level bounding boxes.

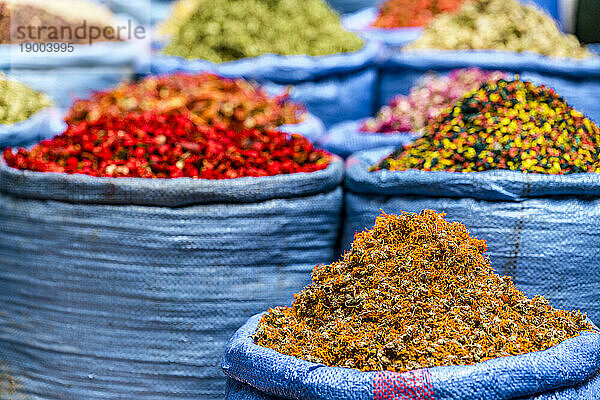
[405,0,592,59]
[373,79,600,174]
[162,0,364,62]
[0,76,52,125]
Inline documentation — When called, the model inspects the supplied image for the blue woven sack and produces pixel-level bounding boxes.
[278,112,326,144]
[325,0,381,14]
[0,157,344,400]
[378,50,600,124]
[342,8,423,47]
[526,0,560,21]
[150,42,380,128]
[108,0,173,26]
[343,147,600,325]
[0,16,147,108]
[223,313,600,400]
[317,118,419,157]
[0,107,65,149]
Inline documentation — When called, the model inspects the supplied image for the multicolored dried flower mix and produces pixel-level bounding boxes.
[255,210,593,372]
[362,68,506,133]
[374,79,600,174]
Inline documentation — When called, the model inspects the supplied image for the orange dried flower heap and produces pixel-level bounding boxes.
[254,210,593,372]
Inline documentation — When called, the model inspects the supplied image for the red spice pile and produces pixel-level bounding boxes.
[3,112,331,179]
[66,72,305,132]
[372,0,469,28]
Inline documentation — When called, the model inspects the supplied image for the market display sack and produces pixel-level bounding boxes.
[223,313,600,400]
[108,0,173,25]
[278,113,326,145]
[150,41,380,128]
[378,50,600,124]
[342,7,422,47]
[0,107,65,149]
[529,0,559,21]
[325,0,380,14]
[0,156,344,399]
[343,147,600,325]
[317,118,419,158]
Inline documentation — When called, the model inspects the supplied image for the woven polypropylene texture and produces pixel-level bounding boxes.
[378,50,600,124]
[0,160,343,399]
[317,119,420,158]
[342,8,423,47]
[326,0,380,14]
[149,42,380,127]
[108,0,173,25]
[278,112,326,144]
[0,157,344,206]
[0,16,146,108]
[343,148,600,324]
[373,371,434,400]
[223,314,600,400]
[0,107,65,149]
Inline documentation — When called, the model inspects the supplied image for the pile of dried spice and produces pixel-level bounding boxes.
[161,0,363,62]
[254,210,594,372]
[372,0,469,29]
[0,75,52,125]
[362,68,506,133]
[404,0,592,58]
[3,112,330,179]
[158,0,200,37]
[66,73,305,131]
[0,0,120,44]
[373,78,600,174]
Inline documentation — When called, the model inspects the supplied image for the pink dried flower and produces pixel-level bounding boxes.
[362,68,508,133]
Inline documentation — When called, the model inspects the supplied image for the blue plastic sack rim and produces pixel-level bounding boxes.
[317,118,421,158]
[345,147,600,201]
[223,313,600,400]
[150,41,380,83]
[0,106,51,130]
[0,155,344,206]
[382,49,600,77]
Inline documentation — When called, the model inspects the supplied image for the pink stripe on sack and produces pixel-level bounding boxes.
[374,370,434,400]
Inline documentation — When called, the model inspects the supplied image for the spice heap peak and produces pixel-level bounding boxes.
[162,0,363,62]
[374,79,600,174]
[372,0,469,29]
[66,73,305,131]
[405,0,591,58]
[254,210,593,372]
[0,74,52,125]
[362,68,506,134]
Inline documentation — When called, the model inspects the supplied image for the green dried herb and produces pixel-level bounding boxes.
[405,0,592,59]
[254,210,594,372]
[0,75,52,125]
[162,0,364,62]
